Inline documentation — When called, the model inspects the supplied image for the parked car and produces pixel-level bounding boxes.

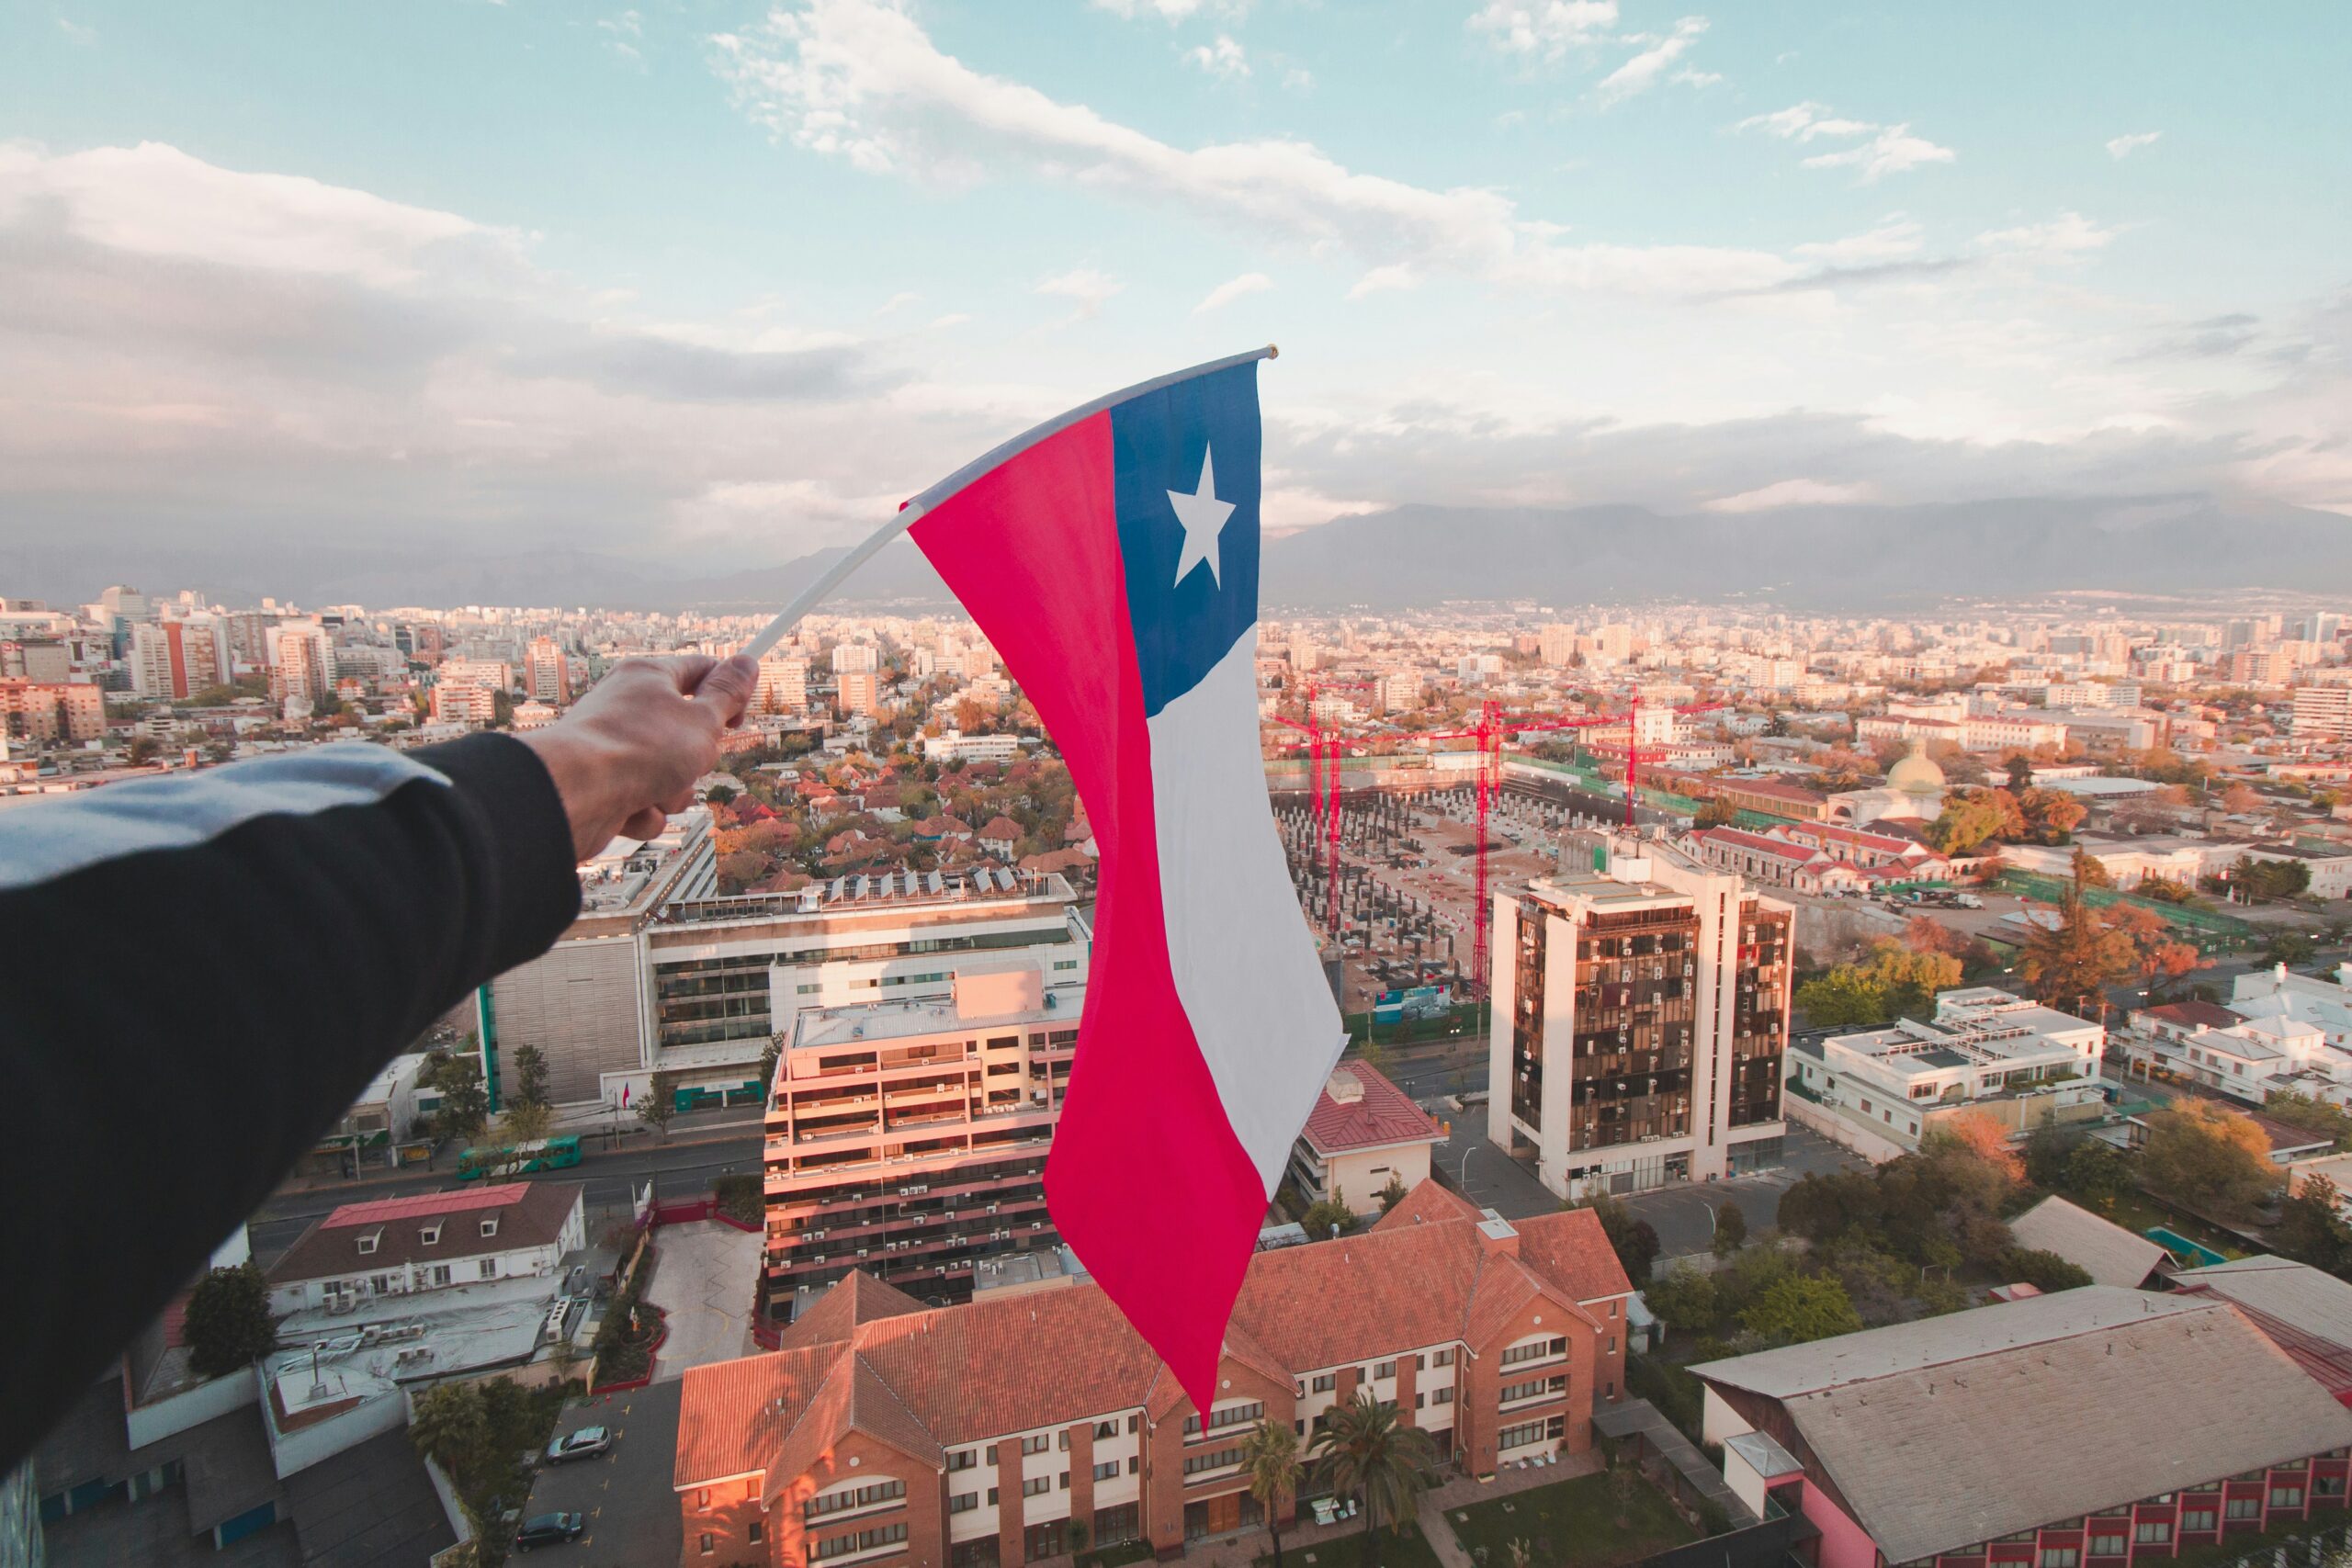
[514,1513,586,1551]
[546,1426,612,1464]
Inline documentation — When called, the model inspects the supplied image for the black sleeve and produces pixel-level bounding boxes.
[0,733,581,1472]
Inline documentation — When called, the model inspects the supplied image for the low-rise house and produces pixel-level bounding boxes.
[1682,826,1862,896]
[265,1183,586,1316]
[673,1185,1633,1567]
[1285,1063,1442,1220]
[2005,1195,2168,1289]
[977,816,1023,857]
[2122,988,2352,1108]
[1693,1287,2352,1568]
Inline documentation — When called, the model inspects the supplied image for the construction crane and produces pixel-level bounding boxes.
[1582,693,1729,831]
[1417,700,1616,994]
[1271,680,1371,940]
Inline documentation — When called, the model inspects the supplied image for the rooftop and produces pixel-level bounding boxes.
[659,868,1077,928]
[271,1180,581,1283]
[1301,1062,1442,1155]
[2006,1195,2168,1289]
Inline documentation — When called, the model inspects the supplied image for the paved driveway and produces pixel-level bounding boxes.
[643,1220,760,1381]
[525,1381,683,1566]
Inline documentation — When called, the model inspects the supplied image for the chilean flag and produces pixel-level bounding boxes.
[909,353,1344,1410]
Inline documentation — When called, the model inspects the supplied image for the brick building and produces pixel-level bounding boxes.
[673,1183,1631,1568]
[1693,1287,2352,1568]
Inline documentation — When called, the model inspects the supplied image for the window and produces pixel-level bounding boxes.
[478,1258,498,1280]
[1499,1379,1555,1405]
[987,1489,999,1506]
[1432,1387,1453,1405]
[1374,1361,1396,1380]
[1094,1421,1117,1441]
[2087,1534,2126,1557]
[806,1481,907,1521]
[1057,1431,1069,1451]
[1128,1415,1141,1434]
[356,1233,379,1256]
[700,1534,715,1556]
[2318,1475,2347,1498]
[2225,1497,2260,1521]
[1182,1447,1244,1477]
[949,1450,976,1472]
[1497,1421,1546,1451]
[1183,1402,1264,1438]
[2038,1550,2077,1568]
[1415,1354,1427,1371]
[1094,1461,1119,1482]
[1021,1477,1051,1499]
[2271,1484,2305,1508]
[1021,1435,1049,1456]
[2179,1509,2216,1532]
[950,1494,978,1515]
[750,1523,764,1545]
[1128,1457,1139,1475]
[811,1523,909,1562]
[1312,1374,1337,1393]
[699,1489,712,1508]
[1058,1473,1070,1491]
[428,1264,451,1287]
[2134,1522,2171,1545]
[1432,1348,1453,1368]
[420,1223,442,1246]
[1500,1341,1555,1367]
[481,1216,499,1237]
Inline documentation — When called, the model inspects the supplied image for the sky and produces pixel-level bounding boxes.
[3,0,2349,578]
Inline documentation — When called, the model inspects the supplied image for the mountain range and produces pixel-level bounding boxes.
[6,494,2345,614]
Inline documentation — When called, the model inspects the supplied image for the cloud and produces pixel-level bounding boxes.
[875,289,921,315]
[2132,312,2260,361]
[56,17,96,44]
[707,0,1798,298]
[1793,220,1924,265]
[1347,264,1419,299]
[1035,266,1123,318]
[599,9,644,63]
[1669,67,1721,88]
[2106,130,2161,161]
[1595,16,1707,104]
[1702,478,1883,511]
[1184,34,1249,80]
[1977,211,2114,265]
[1465,0,1618,62]
[1193,271,1273,314]
[1282,66,1314,92]
[1088,0,1238,19]
[1801,124,1954,183]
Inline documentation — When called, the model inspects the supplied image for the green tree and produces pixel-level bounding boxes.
[1309,1393,1438,1568]
[409,1382,491,1490]
[1241,1418,1304,1568]
[1796,941,1964,1028]
[494,1100,553,1170]
[1577,1192,1661,1283]
[1711,1200,1747,1258]
[638,1069,681,1140]
[2267,928,2321,968]
[2003,1247,2093,1292]
[418,1048,489,1145]
[1641,1264,1719,1335]
[757,1035,784,1100]
[2258,1091,2352,1152]
[2005,754,2035,793]
[1375,1173,1410,1215]
[2064,1139,2133,1212]
[1776,1170,1883,1244]
[705,782,737,807]
[2024,1121,2076,1190]
[2138,1100,2281,1220]
[126,733,162,766]
[1301,1197,1358,1238]
[506,1042,551,1111]
[184,1262,278,1378]
[1740,1274,1863,1346]
[2274,1176,2352,1274]
[1926,792,2013,856]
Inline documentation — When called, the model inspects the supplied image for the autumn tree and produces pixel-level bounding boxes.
[2104,903,2199,1004]
[2274,1176,2352,1275]
[2138,1100,2281,1220]
[2018,883,2135,1017]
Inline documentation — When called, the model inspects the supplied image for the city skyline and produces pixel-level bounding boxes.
[5,1,2350,593]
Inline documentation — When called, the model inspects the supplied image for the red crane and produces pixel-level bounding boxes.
[1583,693,1728,831]
[1271,681,1371,940]
[1417,701,1616,994]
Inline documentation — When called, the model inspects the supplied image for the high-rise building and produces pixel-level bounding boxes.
[525,637,571,705]
[1487,834,1792,1199]
[269,621,334,708]
[831,642,879,675]
[0,681,106,743]
[2293,684,2352,742]
[1538,623,1577,666]
[837,668,880,717]
[129,617,230,701]
[754,653,809,714]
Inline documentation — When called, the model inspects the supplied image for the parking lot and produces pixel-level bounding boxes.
[522,1381,683,1563]
[642,1219,761,1381]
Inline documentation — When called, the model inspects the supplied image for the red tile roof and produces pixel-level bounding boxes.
[1300,1064,1442,1155]
[1373,1181,1482,1232]
[2142,999,2246,1030]
[322,1184,529,1228]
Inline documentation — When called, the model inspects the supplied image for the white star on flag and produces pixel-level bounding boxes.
[1168,445,1236,588]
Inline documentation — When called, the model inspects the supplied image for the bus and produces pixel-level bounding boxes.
[455,1134,583,1181]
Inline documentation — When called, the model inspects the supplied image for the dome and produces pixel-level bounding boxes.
[1887,739,1947,797]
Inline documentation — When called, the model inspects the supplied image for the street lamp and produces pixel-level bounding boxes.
[1459,1146,1479,1202]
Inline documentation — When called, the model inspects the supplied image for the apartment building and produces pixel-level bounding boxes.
[526,637,571,705]
[761,964,1079,1317]
[130,616,231,700]
[1693,1288,2352,1568]
[0,678,106,743]
[2292,684,2352,742]
[270,622,334,707]
[758,653,812,714]
[675,1183,1632,1568]
[1487,835,1792,1200]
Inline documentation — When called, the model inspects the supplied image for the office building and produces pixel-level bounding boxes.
[526,637,571,705]
[1487,834,1792,1199]
[756,653,810,714]
[0,679,106,743]
[676,1183,1632,1567]
[1693,1289,2352,1568]
[838,668,881,718]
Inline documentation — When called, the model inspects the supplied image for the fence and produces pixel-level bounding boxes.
[1995,870,2259,941]
[1630,1506,1814,1568]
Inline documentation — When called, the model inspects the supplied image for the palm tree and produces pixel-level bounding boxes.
[1241,1418,1303,1568]
[1308,1392,1438,1568]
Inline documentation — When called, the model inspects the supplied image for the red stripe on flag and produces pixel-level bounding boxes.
[910,412,1263,1412]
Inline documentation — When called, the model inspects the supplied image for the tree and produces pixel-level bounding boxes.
[1301,1197,1358,1238]
[1711,1200,1747,1258]
[1693,800,1737,829]
[1606,1444,1643,1529]
[2003,1247,2093,1292]
[2221,782,2263,816]
[757,1036,784,1100]
[2005,754,2036,793]
[2018,883,2135,1017]
[494,1100,553,1169]
[1796,941,1964,1028]
[1935,1110,2025,1186]
[506,1042,551,1111]
[2138,1100,2282,1220]
[184,1262,277,1378]
[418,1048,489,1145]
[1641,1264,1719,1335]
[2273,1176,2352,1275]
[409,1382,491,1496]
[1740,1274,1862,1346]
[2257,1091,2352,1152]
[126,734,161,766]
[2105,903,2199,1004]
[2069,845,2111,889]
[1241,1418,1304,1568]
[2065,1139,2133,1212]
[705,782,737,807]
[1578,1193,1660,1283]
[1375,1173,1410,1214]
[1926,794,2010,857]
[638,1069,681,1140]
[1309,1393,1437,1568]
[2024,1121,2076,1190]
[2267,928,2321,968]
[1776,1170,1883,1245]
[2018,788,2086,845]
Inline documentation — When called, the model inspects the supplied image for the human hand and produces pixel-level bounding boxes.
[521,654,757,862]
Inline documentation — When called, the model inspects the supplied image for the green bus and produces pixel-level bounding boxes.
[455,1134,583,1181]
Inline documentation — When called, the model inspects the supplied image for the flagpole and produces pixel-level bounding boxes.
[737,344,1278,660]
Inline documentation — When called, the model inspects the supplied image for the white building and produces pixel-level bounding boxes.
[1786,987,2106,1160]
[1285,1063,1442,1220]
[264,1181,587,1316]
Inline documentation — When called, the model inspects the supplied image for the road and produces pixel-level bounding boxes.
[244,1129,761,1264]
